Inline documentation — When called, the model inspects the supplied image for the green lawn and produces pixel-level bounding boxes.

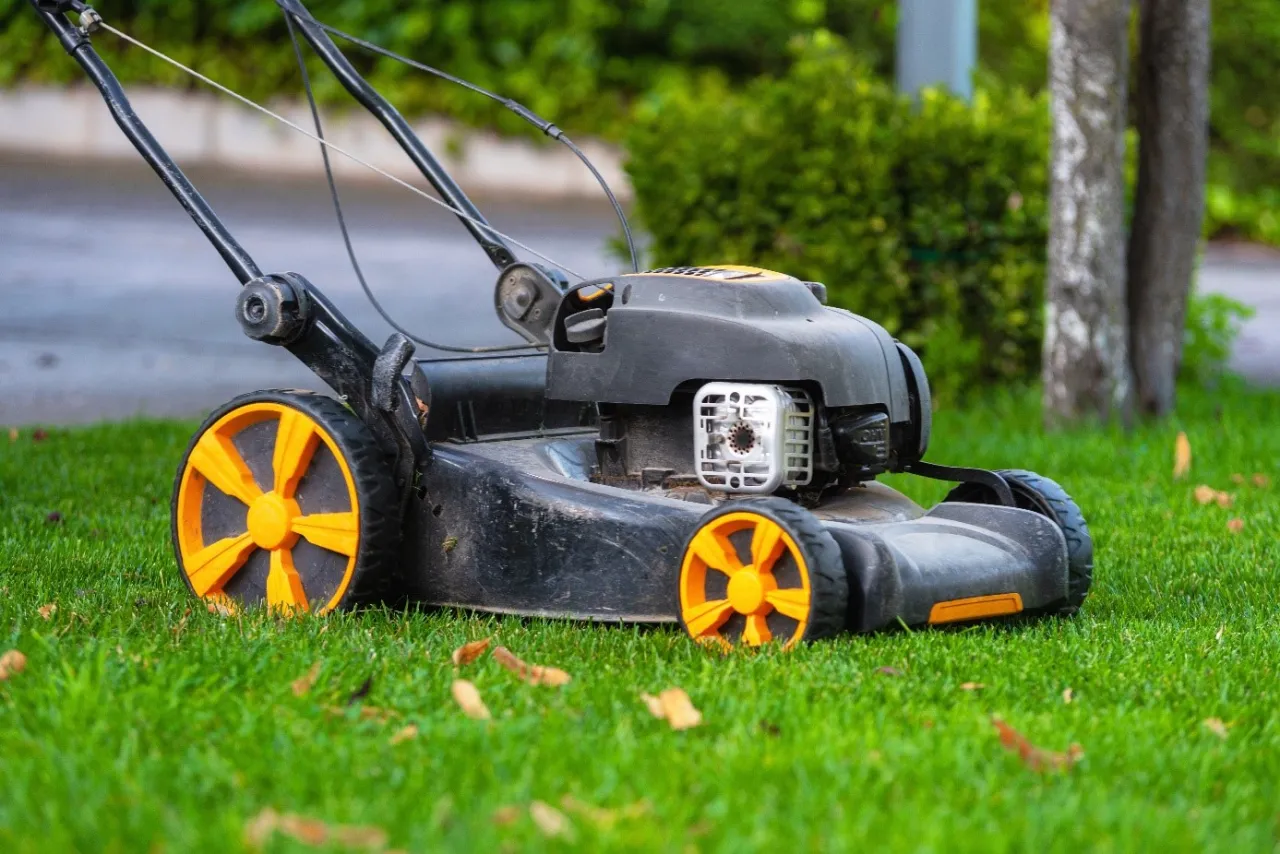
[2,383,1279,853]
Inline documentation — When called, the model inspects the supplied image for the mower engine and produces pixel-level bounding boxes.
[516,264,933,500]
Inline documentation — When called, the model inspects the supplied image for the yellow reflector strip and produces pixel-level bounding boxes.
[928,592,1024,625]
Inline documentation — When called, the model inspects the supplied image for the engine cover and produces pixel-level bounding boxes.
[693,382,814,493]
[544,267,912,421]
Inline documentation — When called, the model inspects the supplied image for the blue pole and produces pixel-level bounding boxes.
[895,0,977,102]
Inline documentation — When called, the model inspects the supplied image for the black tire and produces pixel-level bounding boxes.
[677,497,848,648]
[944,469,1093,614]
[171,389,400,614]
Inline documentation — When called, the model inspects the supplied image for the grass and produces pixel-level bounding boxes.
[2,382,1279,853]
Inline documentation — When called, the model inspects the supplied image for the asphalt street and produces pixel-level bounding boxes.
[1,153,1276,425]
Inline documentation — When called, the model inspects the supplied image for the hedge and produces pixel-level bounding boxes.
[0,0,893,140]
[624,34,1249,398]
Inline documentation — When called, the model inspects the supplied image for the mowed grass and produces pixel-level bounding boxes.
[1,382,1279,853]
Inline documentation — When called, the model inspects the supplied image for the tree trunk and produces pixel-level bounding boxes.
[1044,0,1134,426]
[1127,0,1211,417]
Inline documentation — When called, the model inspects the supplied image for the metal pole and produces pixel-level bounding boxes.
[895,0,977,102]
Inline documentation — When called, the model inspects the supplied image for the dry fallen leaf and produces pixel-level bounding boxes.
[1253,473,1271,488]
[0,650,26,680]
[7,428,17,443]
[451,637,492,667]
[1173,431,1192,479]
[992,717,1084,773]
[529,801,572,838]
[492,806,521,826]
[1062,687,1074,704]
[324,705,398,723]
[642,688,702,731]
[1203,717,1229,739]
[243,807,390,850]
[38,603,57,620]
[292,662,322,697]
[1193,484,1217,505]
[559,796,650,828]
[960,682,985,691]
[1227,518,1245,533]
[491,646,571,687]
[1216,492,1233,508]
[31,429,48,442]
[452,679,491,720]
[389,724,419,745]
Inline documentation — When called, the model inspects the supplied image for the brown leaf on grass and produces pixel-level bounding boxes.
[291,662,322,697]
[876,666,903,677]
[171,607,192,641]
[7,428,17,443]
[1173,432,1192,479]
[324,705,398,724]
[491,806,521,826]
[451,679,491,720]
[1062,688,1074,704]
[31,429,48,442]
[243,807,389,851]
[38,603,57,620]
[1253,473,1271,488]
[389,724,419,745]
[0,650,27,680]
[1227,518,1245,533]
[960,682,985,691]
[992,717,1084,773]
[1203,717,1229,739]
[1216,492,1233,508]
[559,796,651,828]
[45,511,63,525]
[528,801,572,838]
[1193,484,1217,505]
[491,646,571,687]
[641,688,702,731]
[451,637,492,667]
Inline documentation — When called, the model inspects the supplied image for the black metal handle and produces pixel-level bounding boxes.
[26,0,263,285]
[276,0,517,271]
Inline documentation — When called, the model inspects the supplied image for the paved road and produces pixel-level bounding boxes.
[0,153,619,424]
[1,153,1276,425]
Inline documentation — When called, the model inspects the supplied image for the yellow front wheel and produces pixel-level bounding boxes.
[170,390,399,615]
[678,498,848,649]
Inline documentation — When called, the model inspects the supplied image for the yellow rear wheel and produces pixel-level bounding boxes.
[678,498,848,649]
[171,390,399,614]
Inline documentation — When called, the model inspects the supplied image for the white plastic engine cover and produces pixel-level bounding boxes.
[693,382,814,493]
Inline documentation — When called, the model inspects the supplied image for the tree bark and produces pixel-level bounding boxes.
[1044,0,1134,426]
[1127,0,1211,417]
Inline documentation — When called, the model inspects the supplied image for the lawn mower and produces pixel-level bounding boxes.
[29,0,1093,648]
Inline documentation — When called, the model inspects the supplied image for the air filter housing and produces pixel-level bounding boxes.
[693,382,814,493]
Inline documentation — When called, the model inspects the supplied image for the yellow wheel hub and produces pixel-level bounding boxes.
[246,493,300,551]
[174,401,362,615]
[678,511,814,649]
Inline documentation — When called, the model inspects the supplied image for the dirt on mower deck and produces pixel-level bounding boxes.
[1,153,1276,426]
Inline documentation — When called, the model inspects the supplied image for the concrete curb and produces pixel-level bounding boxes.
[0,85,632,201]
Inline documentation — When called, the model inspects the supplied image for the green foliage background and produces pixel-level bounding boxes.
[624,34,1253,397]
[2,1,1275,241]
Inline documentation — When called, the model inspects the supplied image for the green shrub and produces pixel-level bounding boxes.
[626,34,1248,399]
[0,0,894,141]
[626,34,1050,398]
